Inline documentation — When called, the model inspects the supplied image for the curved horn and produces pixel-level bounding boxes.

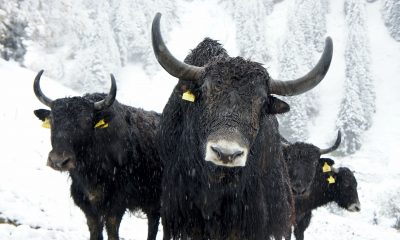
[94,74,117,111]
[320,130,341,155]
[270,37,333,96]
[152,12,204,80]
[33,70,53,107]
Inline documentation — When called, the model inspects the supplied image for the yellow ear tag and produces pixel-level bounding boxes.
[322,162,332,173]
[94,119,109,129]
[182,90,195,102]
[327,175,336,184]
[42,118,51,129]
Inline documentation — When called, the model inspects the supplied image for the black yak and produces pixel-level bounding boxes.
[282,131,342,196]
[291,158,360,240]
[33,70,162,240]
[151,12,333,240]
[282,133,360,240]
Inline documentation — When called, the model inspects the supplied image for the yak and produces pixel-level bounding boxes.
[151,13,333,240]
[282,131,342,196]
[281,134,360,240]
[33,70,162,240]
[290,158,361,240]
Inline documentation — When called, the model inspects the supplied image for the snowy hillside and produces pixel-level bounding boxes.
[1,0,400,239]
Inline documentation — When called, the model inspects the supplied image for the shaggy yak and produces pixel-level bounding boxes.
[282,134,360,240]
[151,12,333,240]
[33,70,162,240]
[282,131,342,196]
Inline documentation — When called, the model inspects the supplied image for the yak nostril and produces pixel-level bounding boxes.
[211,146,222,159]
[232,150,244,159]
[61,157,71,166]
[55,157,71,168]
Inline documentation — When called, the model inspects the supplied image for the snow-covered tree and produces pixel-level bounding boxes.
[337,0,375,155]
[0,0,27,64]
[5,0,177,91]
[221,0,275,63]
[382,0,400,41]
[277,0,329,141]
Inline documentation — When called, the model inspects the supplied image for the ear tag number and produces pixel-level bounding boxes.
[327,175,336,184]
[182,90,195,102]
[42,118,51,129]
[94,119,109,129]
[322,162,331,173]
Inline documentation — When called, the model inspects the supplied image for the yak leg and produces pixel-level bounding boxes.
[105,209,125,240]
[146,209,161,240]
[293,211,312,240]
[85,212,104,240]
[161,215,172,240]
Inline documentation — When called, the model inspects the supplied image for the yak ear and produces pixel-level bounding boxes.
[94,110,115,125]
[267,96,290,114]
[34,109,51,121]
[320,157,335,166]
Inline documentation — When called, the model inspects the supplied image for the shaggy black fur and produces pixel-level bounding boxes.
[158,38,294,240]
[34,93,162,240]
[289,158,360,240]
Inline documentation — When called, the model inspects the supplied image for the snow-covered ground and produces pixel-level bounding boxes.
[1,0,400,239]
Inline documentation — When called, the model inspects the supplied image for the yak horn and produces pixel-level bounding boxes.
[151,12,204,80]
[94,74,117,111]
[320,130,341,155]
[269,37,333,96]
[33,70,53,107]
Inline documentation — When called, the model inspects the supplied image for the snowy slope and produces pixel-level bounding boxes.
[1,0,400,239]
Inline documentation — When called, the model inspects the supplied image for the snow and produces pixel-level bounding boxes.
[1,0,400,239]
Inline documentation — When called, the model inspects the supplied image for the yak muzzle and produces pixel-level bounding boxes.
[205,138,248,167]
[47,150,76,171]
[347,201,361,212]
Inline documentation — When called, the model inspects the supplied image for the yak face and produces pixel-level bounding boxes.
[196,58,289,167]
[34,96,114,171]
[33,70,117,172]
[335,167,361,212]
[283,143,321,196]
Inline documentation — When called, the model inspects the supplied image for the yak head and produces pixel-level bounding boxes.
[318,158,361,212]
[335,166,361,212]
[283,131,341,196]
[33,70,117,171]
[152,13,333,168]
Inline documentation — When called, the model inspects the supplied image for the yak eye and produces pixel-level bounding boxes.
[79,116,92,127]
[343,180,350,187]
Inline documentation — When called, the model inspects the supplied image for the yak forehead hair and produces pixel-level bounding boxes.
[206,56,268,82]
[284,143,320,162]
[184,38,229,67]
[83,93,108,102]
[52,96,93,113]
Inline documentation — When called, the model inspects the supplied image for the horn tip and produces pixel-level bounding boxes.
[325,36,333,51]
[36,69,45,79]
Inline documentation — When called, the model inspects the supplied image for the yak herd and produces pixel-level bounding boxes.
[33,13,360,240]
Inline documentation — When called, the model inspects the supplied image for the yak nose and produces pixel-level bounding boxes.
[48,151,76,171]
[211,146,244,163]
[291,183,307,195]
[348,201,361,212]
[205,139,248,167]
